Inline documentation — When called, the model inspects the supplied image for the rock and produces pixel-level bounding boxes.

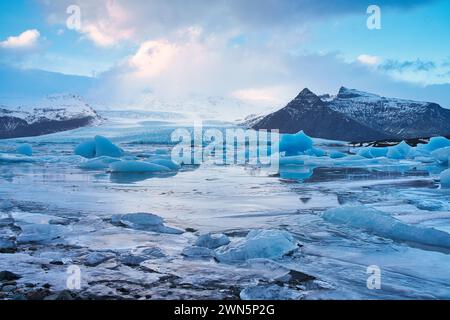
[26,288,52,300]
[84,252,116,267]
[195,233,230,249]
[181,246,217,260]
[45,290,75,300]
[0,271,21,281]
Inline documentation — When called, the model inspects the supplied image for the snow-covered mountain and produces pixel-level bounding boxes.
[0,94,101,139]
[251,87,450,142]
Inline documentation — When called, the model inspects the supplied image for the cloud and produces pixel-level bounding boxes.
[357,54,381,66]
[380,59,436,72]
[0,29,41,49]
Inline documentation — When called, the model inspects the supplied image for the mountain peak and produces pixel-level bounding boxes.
[337,87,379,99]
[293,88,322,104]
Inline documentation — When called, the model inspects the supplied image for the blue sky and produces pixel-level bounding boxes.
[1,0,449,108]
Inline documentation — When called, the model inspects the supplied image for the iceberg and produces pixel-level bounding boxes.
[16,144,32,156]
[323,206,450,249]
[329,151,346,159]
[79,156,121,170]
[386,141,412,159]
[150,158,181,171]
[240,284,304,300]
[280,131,313,156]
[94,135,124,158]
[17,224,66,244]
[181,246,217,259]
[420,136,450,152]
[357,147,388,158]
[216,229,298,263]
[431,147,450,164]
[74,140,96,159]
[195,233,230,249]
[110,160,171,173]
[111,212,183,234]
[441,169,450,188]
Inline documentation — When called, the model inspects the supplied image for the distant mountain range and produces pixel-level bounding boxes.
[0,94,101,139]
[251,87,450,142]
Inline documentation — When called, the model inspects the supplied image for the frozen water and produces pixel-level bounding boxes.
[84,251,116,267]
[94,135,124,158]
[79,156,121,170]
[181,246,217,259]
[110,160,171,173]
[432,147,450,164]
[240,284,304,300]
[111,212,183,234]
[195,233,230,249]
[17,224,67,244]
[149,158,181,170]
[74,140,96,158]
[387,141,412,159]
[329,151,346,159]
[216,229,299,263]
[16,144,33,156]
[280,131,313,156]
[441,169,450,188]
[357,147,388,158]
[323,206,450,249]
[419,136,450,152]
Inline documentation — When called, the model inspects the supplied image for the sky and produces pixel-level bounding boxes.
[1,0,450,109]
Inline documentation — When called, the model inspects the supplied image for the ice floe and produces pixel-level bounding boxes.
[280,131,313,156]
[74,136,123,159]
[216,229,299,263]
[16,144,33,156]
[110,212,183,234]
[195,233,230,249]
[109,160,171,173]
[79,156,121,170]
[322,206,450,249]
[441,169,450,188]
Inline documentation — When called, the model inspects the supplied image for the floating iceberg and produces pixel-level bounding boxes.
[79,156,121,170]
[94,135,124,158]
[357,147,388,158]
[280,131,313,156]
[150,158,181,171]
[195,233,230,249]
[279,156,304,166]
[329,151,346,159]
[441,169,450,188]
[386,141,412,159]
[74,140,96,158]
[111,212,183,234]
[110,160,171,173]
[323,206,450,249]
[419,136,450,152]
[432,147,450,164]
[216,229,298,263]
[0,154,35,163]
[16,144,32,156]
[74,136,123,159]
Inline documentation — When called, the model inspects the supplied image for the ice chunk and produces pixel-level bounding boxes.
[110,160,171,173]
[279,156,304,166]
[16,144,32,156]
[240,284,304,300]
[94,135,124,158]
[431,147,450,164]
[441,169,450,188]
[150,158,181,171]
[195,233,230,249]
[84,252,115,267]
[79,156,121,170]
[280,131,313,156]
[329,151,346,159]
[358,147,388,158]
[216,229,298,263]
[304,147,327,157]
[74,140,96,159]
[0,154,35,163]
[17,224,66,244]
[181,246,217,259]
[386,141,412,159]
[111,212,183,234]
[323,206,450,249]
[420,136,450,152]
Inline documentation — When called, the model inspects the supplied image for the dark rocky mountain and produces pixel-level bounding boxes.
[0,94,101,139]
[251,87,450,142]
[252,88,391,142]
